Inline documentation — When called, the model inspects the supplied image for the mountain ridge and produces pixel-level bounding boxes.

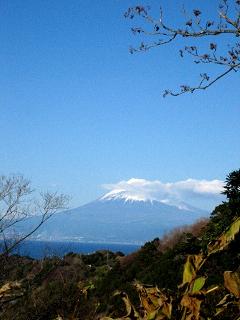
[17,192,209,244]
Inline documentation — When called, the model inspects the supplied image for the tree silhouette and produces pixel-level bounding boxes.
[223,169,240,201]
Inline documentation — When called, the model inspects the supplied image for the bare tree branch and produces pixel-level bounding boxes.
[125,1,240,96]
[164,64,239,96]
[0,175,69,256]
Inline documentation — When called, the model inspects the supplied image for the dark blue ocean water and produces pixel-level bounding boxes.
[9,240,140,259]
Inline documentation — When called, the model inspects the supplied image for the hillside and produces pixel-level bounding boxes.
[0,170,239,320]
[0,206,239,319]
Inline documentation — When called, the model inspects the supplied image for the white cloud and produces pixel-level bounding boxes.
[102,178,224,210]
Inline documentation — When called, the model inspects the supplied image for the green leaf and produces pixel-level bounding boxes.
[192,277,206,293]
[182,254,205,285]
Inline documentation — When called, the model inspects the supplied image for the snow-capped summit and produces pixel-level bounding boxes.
[99,189,195,211]
[100,189,150,203]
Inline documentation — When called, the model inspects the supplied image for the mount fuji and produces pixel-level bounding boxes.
[20,189,209,244]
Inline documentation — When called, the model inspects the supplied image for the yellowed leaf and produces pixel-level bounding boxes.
[208,217,240,255]
[181,293,204,320]
[224,271,240,298]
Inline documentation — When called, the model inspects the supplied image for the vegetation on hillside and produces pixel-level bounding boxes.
[0,170,239,319]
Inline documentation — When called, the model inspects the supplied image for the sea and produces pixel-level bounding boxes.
[2,240,140,259]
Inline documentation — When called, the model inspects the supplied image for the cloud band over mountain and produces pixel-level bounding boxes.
[102,178,224,210]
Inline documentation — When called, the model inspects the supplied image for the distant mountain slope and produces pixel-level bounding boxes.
[18,192,209,244]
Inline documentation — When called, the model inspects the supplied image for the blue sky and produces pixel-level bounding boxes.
[0,0,239,207]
